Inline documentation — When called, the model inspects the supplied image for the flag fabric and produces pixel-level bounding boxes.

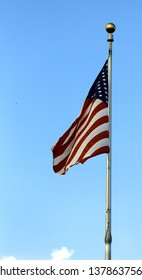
[52,60,109,175]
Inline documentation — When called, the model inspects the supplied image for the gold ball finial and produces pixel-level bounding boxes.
[105,23,116,33]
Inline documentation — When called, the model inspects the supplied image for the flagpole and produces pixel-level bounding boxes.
[105,23,116,260]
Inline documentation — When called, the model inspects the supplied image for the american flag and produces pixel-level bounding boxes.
[52,60,109,175]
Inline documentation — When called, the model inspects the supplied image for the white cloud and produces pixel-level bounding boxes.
[51,246,74,260]
[1,248,74,261]
[2,256,17,261]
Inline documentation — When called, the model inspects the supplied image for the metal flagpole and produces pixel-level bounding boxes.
[105,23,116,260]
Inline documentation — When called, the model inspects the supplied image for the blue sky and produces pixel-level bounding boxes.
[0,0,142,260]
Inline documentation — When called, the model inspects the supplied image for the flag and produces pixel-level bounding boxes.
[52,60,109,175]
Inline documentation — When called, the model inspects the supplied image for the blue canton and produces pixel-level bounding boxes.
[87,60,108,105]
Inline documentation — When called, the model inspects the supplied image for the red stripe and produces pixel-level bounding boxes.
[52,128,76,158]
[52,100,107,158]
[80,146,110,164]
[53,155,68,174]
[52,118,78,156]
[65,116,109,166]
[77,100,107,134]
[77,131,109,162]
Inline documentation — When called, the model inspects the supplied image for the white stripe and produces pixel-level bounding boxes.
[58,167,65,174]
[53,139,74,165]
[63,124,77,145]
[73,106,108,150]
[75,100,107,139]
[83,138,109,159]
[66,123,109,168]
[76,99,101,136]
[77,102,93,126]
[62,101,93,146]
[52,122,77,149]
[78,99,92,117]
